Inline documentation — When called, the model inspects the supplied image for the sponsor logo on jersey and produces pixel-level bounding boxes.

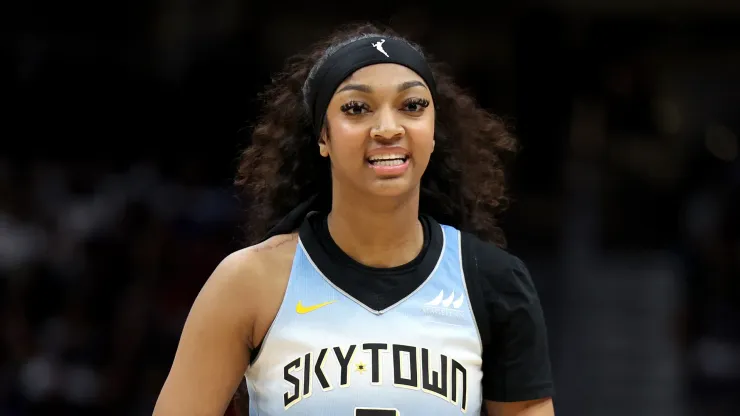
[422,290,466,323]
[296,300,336,314]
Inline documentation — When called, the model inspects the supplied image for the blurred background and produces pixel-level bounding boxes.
[4,1,740,415]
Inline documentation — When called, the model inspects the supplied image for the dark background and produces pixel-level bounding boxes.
[3,1,740,415]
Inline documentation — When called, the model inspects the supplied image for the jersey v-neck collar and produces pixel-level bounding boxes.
[298,212,445,314]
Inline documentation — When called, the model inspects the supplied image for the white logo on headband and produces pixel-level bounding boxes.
[371,39,389,57]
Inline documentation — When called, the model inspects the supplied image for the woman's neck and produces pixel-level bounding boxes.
[327,188,423,268]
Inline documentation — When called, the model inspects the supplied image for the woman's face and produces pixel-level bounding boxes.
[320,63,435,200]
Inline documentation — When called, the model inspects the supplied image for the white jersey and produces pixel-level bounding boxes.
[245,222,483,415]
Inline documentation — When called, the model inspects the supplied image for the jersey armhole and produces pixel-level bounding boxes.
[247,238,301,367]
[460,233,492,348]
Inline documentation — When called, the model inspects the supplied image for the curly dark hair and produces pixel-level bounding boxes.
[236,22,517,248]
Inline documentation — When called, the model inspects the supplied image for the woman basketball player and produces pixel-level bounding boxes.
[154,23,555,416]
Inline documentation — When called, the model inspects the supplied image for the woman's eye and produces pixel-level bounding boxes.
[340,101,370,115]
[402,98,430,112]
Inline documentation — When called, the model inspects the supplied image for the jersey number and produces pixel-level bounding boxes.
[354,408,399,416]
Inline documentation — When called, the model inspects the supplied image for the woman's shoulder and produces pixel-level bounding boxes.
[204,232,299,348]
[458,231,527,281]
[212,232,299,290]
[454,229,542,324]
[239,232,300,271]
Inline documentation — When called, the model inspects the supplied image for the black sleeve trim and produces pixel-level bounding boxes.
[461,232,555,402]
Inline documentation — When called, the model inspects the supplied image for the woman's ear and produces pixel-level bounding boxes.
[318,127,330,158]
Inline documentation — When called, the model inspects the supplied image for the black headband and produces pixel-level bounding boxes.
[304,36,438,138]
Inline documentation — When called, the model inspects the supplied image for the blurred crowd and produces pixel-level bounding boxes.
[0,158,240,415]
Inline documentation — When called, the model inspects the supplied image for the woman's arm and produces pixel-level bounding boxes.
[153,250,258,416]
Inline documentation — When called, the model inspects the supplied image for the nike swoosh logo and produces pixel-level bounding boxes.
[296,300,336,314]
